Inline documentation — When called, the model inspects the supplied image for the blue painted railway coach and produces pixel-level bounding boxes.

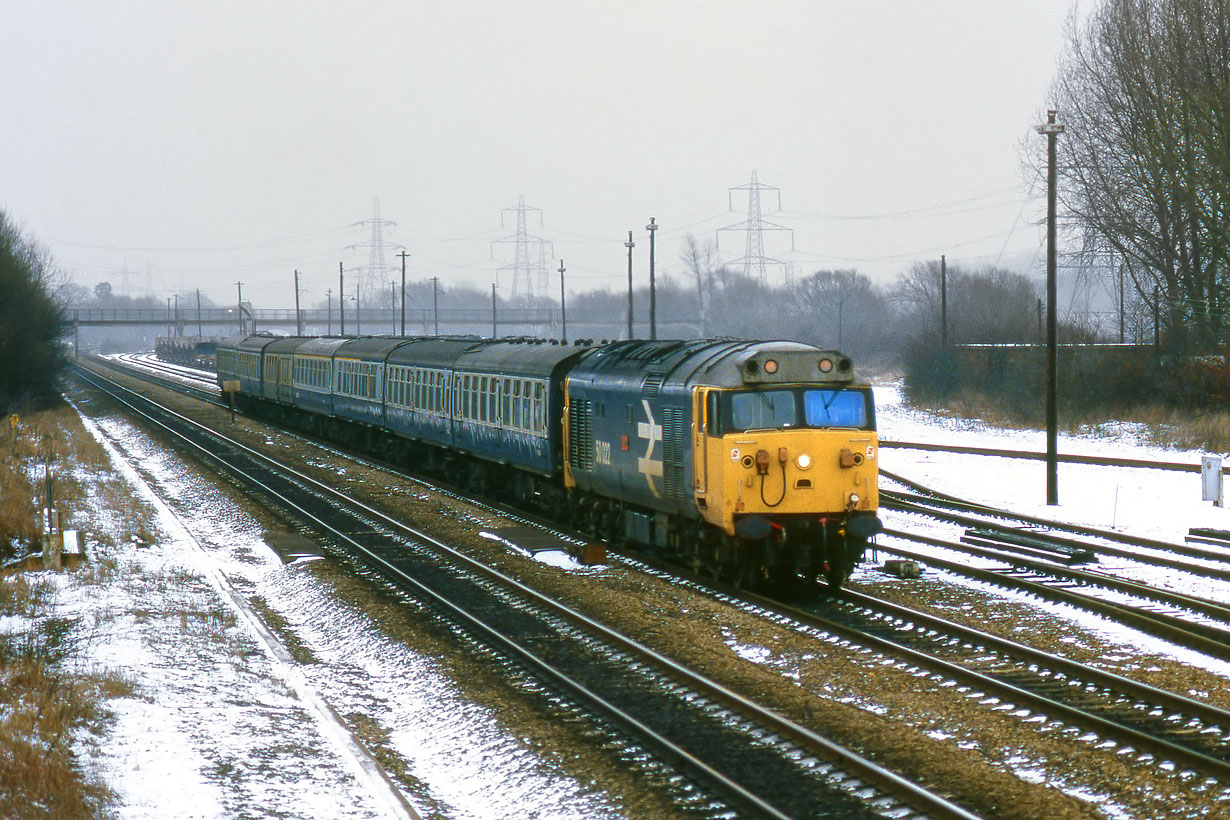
[291,337,350,417]
[261,336,312,405]
[447,339,593,476]
[329,337,414,429]
[216,333,282,397]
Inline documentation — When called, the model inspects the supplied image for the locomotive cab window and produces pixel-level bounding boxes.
[723,387,873,433]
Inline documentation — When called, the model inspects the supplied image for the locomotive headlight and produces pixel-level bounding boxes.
[849,492,860,506]
[796,453,812,470]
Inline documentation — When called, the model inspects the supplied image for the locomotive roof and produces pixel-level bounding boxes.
[570,339,858,389]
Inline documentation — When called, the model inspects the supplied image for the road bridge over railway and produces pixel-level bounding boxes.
[65,306,700,353]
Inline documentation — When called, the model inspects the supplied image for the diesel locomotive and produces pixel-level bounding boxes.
[216,333,882,587]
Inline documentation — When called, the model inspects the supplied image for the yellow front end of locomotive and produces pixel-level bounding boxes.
[691,387,879,536]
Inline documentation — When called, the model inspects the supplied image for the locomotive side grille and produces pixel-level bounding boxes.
[569,398,594,470]
[662,406,686,499]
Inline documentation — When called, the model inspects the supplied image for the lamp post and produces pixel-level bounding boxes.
[326,288,333,335]
[646,217,658,341]
[339,264,345,335]
[625,230,635,339]
[1035,108,1065,506]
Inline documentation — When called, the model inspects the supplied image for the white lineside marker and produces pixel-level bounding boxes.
[1202,456,1224,507]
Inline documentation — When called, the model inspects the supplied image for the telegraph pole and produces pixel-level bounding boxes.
[1036,109,1065,506]
[173,294,179,337]
[491,283,497,338]
[339,264,345,335]
[166,298,172,337]
[625,230,635,339]
[294,269,303,335]
[196,289,202,337]
[355,281,361,335]
[390,281,396,334]
[940,254,948,350]
[397,249,409,336]
[326,288,333,335]
[432,276,439,336]
[646,217,658,341]
[559,259,567,344]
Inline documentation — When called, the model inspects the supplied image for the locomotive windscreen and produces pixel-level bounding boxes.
[721,387,873,433]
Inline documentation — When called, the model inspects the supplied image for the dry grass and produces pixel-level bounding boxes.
[0,653,136,820]
[909,388,1230,453]
[1127,406,1230,453]
[0,401,155,819]
[0,572,140,820]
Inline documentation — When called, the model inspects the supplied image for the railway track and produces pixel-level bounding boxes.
[876,468,1230,652]
[881,438,1230,475]
[754,582,1230,781]
[87,353,1230,803]
[594,541,1230,785]
[70,361,981,820]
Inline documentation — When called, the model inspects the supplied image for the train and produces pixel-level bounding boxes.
[216,333,882,588]
[155,336,221,371]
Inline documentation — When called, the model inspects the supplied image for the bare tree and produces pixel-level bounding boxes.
[894,261,1039,345]
[1046,0,1230,351]
[786,269,891,356]
[678,233,719,337]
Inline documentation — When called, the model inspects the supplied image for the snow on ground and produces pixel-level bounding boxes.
[873,381,1230,544]
[10,377,1230,818]
[870,380,1230,678]
[43,405,627,820]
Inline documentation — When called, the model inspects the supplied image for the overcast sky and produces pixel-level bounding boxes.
[2,1,1084,309]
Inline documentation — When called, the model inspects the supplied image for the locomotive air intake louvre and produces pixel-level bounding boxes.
[568,398,594,469]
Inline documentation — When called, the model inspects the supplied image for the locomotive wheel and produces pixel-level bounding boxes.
[823,559,847,589]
